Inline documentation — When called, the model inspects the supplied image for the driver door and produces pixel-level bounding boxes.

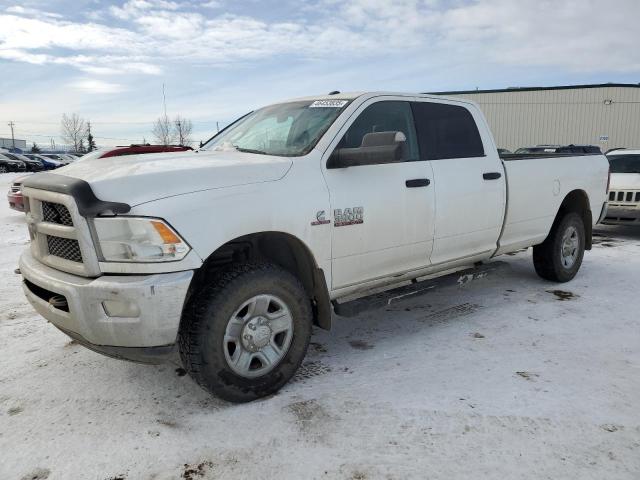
[322,99,436,290]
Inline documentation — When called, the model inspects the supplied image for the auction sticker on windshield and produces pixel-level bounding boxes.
[309,100,349,108]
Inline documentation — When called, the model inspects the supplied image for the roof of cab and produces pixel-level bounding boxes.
[274,91,474,105]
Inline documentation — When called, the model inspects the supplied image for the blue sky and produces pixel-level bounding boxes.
[1,0,639,148]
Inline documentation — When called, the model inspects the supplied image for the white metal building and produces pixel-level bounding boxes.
[433,83,640,152]
[0,137,27,150]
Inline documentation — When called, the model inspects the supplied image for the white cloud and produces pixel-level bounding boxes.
[201,1,221,9]
[68,78,127,93]
[1,0,639,76]
[6,5,63,19]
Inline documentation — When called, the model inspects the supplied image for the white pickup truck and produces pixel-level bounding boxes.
[19,92,609,402]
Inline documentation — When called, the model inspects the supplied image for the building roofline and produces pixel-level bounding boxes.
[428,83,640,95]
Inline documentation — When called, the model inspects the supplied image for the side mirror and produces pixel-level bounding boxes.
[327,131,407,169]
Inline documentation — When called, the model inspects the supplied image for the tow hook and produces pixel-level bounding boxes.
[49,295,68,310]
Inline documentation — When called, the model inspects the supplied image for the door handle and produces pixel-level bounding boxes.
[405,178,431,188]
[483,172,502,180]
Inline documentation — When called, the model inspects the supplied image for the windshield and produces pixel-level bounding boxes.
[202,99,350,157]
[607,154,640,173]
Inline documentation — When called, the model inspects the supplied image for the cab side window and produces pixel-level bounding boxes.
[337,101,419,162]
[411,102,485,160]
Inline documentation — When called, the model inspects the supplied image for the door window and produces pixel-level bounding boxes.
[411,102,485,160]
[336,101,419,162]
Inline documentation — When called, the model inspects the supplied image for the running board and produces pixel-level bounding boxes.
[332,261,509,317]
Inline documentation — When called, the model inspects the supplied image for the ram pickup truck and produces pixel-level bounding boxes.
[19,92,609,402]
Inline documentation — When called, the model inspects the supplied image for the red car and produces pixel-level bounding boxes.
[7,174,29,212]
[80,144,193,160]
[7,145,192,212]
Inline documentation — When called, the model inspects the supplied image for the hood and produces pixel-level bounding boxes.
[55,150,293,206]
[610,173,640,190]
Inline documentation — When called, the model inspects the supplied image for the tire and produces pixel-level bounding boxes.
[533,212,586,282]
[0,166,7,173]
[178,263,312,403]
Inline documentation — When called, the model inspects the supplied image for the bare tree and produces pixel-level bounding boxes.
[60,113,87,152]
[174,115,193,146]
[152,115,176,145]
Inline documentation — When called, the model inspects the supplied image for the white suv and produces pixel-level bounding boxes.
[605,149,640,224]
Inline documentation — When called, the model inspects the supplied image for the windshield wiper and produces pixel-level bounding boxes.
[232,145,268,155]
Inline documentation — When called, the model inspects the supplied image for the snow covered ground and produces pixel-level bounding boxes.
[1,171,639,480]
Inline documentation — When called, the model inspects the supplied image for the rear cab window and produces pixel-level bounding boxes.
[411,101,485,160]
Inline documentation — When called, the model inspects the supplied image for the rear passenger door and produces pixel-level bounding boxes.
[411,100,505,265]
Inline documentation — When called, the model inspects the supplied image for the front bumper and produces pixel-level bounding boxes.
[20,249,193,362]
[603,204,640,224]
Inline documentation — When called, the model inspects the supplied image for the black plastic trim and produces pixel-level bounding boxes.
[405,178,431,188]
[56,325,176,365]
[483,172,502,180]
[21,173,131,217]
[500,152,601,161]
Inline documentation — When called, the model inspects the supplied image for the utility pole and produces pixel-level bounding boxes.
[162,83,168,119]
[176,119,182,145]
[7,121,15,149]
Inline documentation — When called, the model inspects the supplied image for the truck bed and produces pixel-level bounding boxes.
[495,152,609,255]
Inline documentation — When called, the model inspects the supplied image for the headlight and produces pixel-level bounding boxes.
[93,217,190,262]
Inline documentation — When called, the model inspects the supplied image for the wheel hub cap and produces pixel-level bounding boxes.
[560,226,579,268]
[242,317,272,352]
[223,294,294,378]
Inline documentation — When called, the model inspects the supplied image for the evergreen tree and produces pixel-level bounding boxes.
[86,122,97,152]
[30,142,41,153]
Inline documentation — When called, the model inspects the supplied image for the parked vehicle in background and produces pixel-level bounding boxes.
[1,152,43,171]
[23,154,62,170]
[0,153,27,173]
[77,144,193,162]
[40,154,72,165]
[604,149,640,224]
[18,92,609,403]
[7,174,31,212]
[515,144,602,155]
[58,154,78,163]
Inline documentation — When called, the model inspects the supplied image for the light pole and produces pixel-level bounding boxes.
[7,121,15,149]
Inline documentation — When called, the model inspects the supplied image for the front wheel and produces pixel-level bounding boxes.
[0,166,8,173]
[178,263,312,403]
[533,212,586,282]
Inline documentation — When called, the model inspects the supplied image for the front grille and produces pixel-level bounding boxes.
[23,187,100,276]
[47,236,83,263]
[42,202,73,226]
[608,190,640,204]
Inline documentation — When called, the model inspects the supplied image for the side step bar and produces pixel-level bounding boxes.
[333,261,509,317]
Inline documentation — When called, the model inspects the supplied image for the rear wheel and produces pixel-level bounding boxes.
[533,212,586,282]
[0,166,8,173]
[179,263,312,403]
